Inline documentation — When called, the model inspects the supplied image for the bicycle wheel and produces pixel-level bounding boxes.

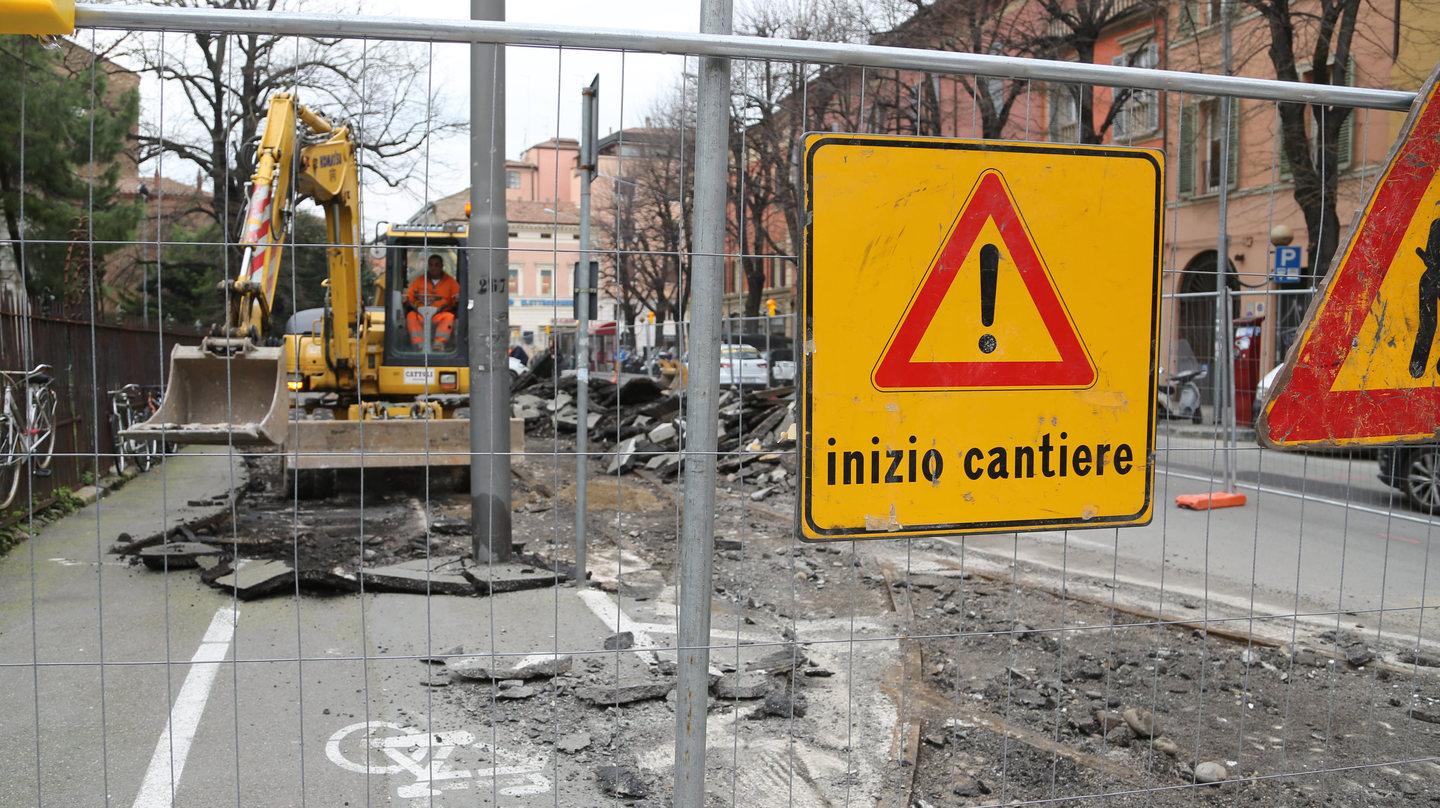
[133,436,156,472]
[30,385,57,471]
[0,428,18,510]
[110,411,129,474]
[0,387,20,509]
[0,459,18,510]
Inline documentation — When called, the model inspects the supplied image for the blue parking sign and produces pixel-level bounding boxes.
[1272,245,1304,283]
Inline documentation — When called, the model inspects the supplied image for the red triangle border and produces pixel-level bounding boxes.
[872,169,1096,391]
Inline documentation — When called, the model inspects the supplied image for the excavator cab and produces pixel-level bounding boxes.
[384,226,469,369]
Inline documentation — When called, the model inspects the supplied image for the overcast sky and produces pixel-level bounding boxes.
[354,0,705,223]
[127,1,700,226]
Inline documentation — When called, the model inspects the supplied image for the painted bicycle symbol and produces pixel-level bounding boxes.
[325,720,551,802]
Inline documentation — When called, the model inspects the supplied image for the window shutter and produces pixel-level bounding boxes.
[1110,55,1128,141]
[1144,45,1160,133]
[1336,108,1353,170]
[1336,57,1355,170]
[1226,97,1240,189]
[1178,104,1196,197]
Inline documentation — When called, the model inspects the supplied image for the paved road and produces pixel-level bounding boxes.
[0,450,649,807]
[945,435,1440,645]
[0,450,902,808]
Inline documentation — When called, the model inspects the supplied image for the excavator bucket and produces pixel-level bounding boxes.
[122,342,289,446]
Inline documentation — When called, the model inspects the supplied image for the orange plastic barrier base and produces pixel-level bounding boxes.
[1174,491,1248,510]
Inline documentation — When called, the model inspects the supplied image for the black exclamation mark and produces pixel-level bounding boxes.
[978,243,999,354]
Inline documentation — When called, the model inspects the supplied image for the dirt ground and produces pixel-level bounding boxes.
[118,440,1440,805]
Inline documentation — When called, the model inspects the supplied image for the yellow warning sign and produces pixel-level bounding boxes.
[799,135,1163,541]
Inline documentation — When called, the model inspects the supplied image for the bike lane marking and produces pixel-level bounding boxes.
[325,720,551,803]
[130,606,238,808]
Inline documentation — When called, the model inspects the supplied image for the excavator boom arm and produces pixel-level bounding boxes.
[125,92,364,447]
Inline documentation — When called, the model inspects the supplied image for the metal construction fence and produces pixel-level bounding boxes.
[0,3,1437,808]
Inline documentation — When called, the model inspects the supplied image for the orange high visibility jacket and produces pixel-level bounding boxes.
[405,273,461,312]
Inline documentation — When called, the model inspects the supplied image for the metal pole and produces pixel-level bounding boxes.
[674,0,731,804]
[575,75,599,586]
[1215,0,1237,491]
[75,4,1416,111]
[470,0,511,563]
[765,316,771,387]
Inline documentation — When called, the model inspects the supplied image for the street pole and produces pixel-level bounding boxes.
[1215,0,1237,491]
[575,75,599,587]
[469,0,511,563]
[673,0,731,804]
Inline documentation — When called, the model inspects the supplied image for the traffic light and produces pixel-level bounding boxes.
[647,311,656,323]
[765,298,778,317]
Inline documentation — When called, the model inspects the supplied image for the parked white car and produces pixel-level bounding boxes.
[719,344,769,387]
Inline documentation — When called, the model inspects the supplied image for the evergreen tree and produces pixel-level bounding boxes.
[135,211,340,333]
[0,36,140,308]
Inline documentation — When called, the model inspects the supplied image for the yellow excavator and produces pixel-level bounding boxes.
[124,93,508,494]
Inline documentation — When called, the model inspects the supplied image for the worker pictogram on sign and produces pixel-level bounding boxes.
[799,135,1162,542]
[873,169,1095,391]
[1260,66,1440,448]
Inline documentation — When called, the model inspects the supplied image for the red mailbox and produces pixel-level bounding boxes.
[1233,316,1265,426]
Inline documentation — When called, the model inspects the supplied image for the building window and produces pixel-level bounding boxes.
[1178,0,1226,34]
[1201,98,1236,193]
[508,265,520,294]
[539,265,553,295]
[1111,42,1159,142]
[506,170,521,189]
[1178,97,1238,197]
[1048,86,1079,143]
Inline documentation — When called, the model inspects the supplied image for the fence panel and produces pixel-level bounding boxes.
[0,5,1435,808]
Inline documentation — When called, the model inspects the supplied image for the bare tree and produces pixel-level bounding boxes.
[1032,0,1163,144]
[598,88,695,325]
[872,0,1046,138]
[131,0,459,254]
[1241,0,1362,278]
[728,0,874,317]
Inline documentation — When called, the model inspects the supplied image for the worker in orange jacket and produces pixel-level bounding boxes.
[404,254,461,351]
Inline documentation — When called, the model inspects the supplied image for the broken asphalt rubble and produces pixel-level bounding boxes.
[513,350,799,497]
[108,350,795,601]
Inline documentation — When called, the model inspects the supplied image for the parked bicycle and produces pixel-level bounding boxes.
[109,384,167,474]
[0,365,59,510]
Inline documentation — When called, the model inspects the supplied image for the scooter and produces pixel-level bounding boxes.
[1158,364,1207,423]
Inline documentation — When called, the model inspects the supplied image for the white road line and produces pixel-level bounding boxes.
[131,607,238,808]
[576,588,661,664]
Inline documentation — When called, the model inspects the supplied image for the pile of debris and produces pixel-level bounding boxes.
[512,352,798,499]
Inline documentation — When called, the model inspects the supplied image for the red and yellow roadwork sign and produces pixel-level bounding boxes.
[799,135,1163,541]
[1260,68,1440,448]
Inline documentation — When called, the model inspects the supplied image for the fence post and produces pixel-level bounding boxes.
[469,0,512,562]
[766,317,772,387]
[575,75,599,587]
[1214,0,1238,491]
[673,0,732,804]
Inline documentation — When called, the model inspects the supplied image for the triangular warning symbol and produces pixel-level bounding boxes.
[872,169,1095,391]
[1261,67,1440,447]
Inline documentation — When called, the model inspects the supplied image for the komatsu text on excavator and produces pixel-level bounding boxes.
[124,93,510,495]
